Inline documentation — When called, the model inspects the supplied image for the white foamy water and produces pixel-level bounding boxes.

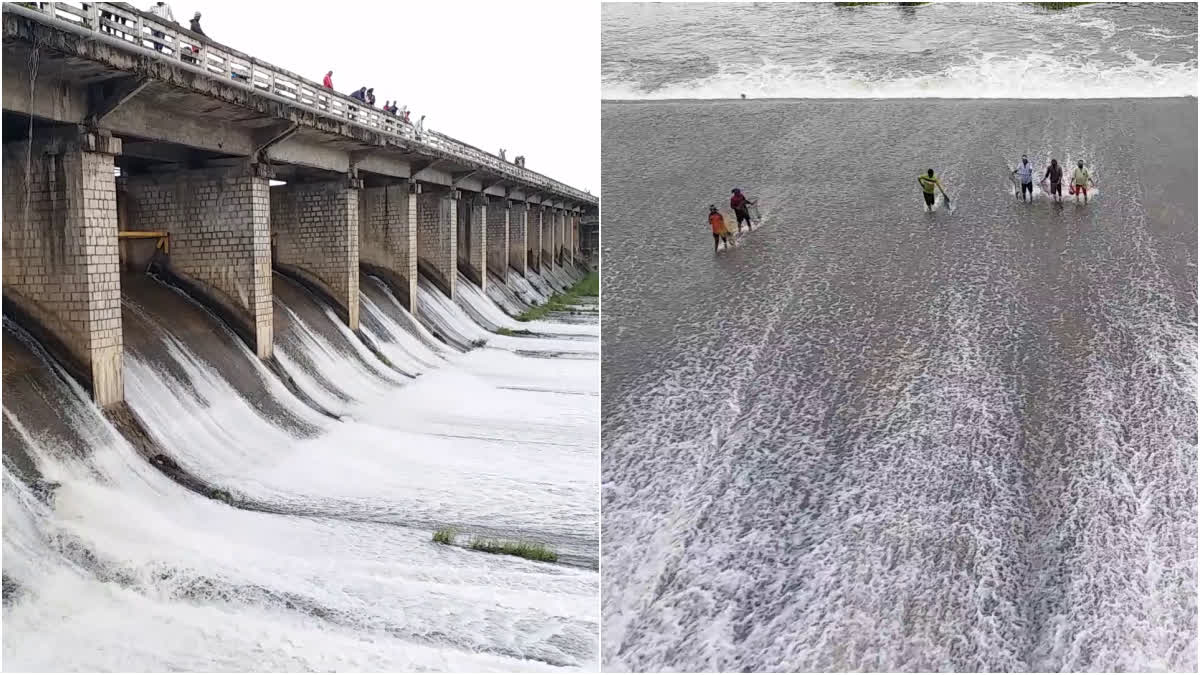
[457,274,598,338]
[3,275,598,671]
[602,52,1199,100]
[603,2,1198,99]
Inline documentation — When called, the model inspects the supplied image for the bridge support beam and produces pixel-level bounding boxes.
[508,201,527,277]
[485,197,509,284]
[123,161,275,358]
[416,184,456,299]
[1,127,124,406]
[358,180,416,314]
[270,176,361,330]
[456,193,486,290]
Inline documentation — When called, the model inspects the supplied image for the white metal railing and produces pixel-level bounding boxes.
[8,1,596,205]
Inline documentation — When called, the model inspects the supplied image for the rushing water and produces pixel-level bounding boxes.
[602,2,1197,99]
[3,265,598,671]
[600,97,1197,671]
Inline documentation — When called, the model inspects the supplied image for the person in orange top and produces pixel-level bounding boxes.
[709,205,733,252]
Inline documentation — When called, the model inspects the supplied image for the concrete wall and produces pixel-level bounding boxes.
[358,182,416,312]
[1,131,124,406]
[416,187,456,298]
[456,195,486,289]
[123,163,274,357]
[508,201,527,277]
[485,197,508,282]
[270,178,361,330]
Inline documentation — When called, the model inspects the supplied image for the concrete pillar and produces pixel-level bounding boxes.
[527,205,542,274]
[1,127,124,406]
[548,209,557,267]
[508,200,527,277]
[485,196,509,284]
[270,176,361,330]
[358,180,416,313]
[568,210,578,263]
[567,211,577,265]
[556,209,567,266]
[539,206,554,272]
[456,193,486,290]
[416,185,456,299]
[124,161,274,358]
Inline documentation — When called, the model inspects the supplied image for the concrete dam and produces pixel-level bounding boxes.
[2,3,600,670]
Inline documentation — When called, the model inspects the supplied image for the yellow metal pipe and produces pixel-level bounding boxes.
[117,230,169,254]
[117,231,168,239]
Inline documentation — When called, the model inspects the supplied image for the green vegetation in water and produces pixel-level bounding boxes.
[468,537,559,563]
[432,527,458,545]
[495,327,534,337]
[517,271,599,322]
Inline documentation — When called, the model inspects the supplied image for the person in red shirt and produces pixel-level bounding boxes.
[709,206,732,252]
[323,71,334,89]
[730,188,756,232]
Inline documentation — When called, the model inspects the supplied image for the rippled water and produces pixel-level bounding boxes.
[600,98,1196,671]
[603,2,1197,99]
[3,267,598,671]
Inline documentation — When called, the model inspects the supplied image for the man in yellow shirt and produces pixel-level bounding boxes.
[1071,160,1096,204]
[918,169,949,212]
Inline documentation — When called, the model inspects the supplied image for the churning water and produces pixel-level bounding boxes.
[602,2,1197,99]
[601,98,1196,671]
[3,266,598,671]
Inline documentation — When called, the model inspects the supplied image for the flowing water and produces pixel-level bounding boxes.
[600,97,1196,671]
[3,265,599,671]
[602,2,1197,100]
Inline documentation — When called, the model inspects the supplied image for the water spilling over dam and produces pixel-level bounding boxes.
[4,263,599,671]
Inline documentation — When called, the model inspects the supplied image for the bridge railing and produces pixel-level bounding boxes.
[10,2,595,205]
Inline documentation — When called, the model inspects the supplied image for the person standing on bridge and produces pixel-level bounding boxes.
[189,11,204,35]
[323,71,334,89]
[366,88,376,107]
[148,1,175,52]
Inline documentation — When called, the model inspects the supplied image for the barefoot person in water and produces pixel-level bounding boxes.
[709,206,733,252]
[918,169,949,212]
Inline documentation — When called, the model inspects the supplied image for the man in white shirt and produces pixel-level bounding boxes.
[148,1,174,22]
[1012,154,1035,202]
[147,2,175,52]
